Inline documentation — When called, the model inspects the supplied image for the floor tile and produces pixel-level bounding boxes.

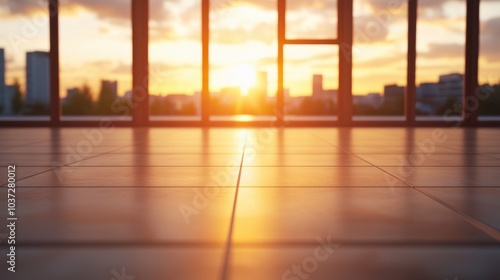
[381,166,500,187]
[231,188,494,243]
[0,145,123,154]
[242,153,371,166]
[345,145,459,154]
[420,188,500,231]
[244,146,347,154]
[0,139,43,148]
[239,167,406,187]
[356,153,500,167]
[113,145,244,154]
[448,145,500,154]
[71,153,243,167]
[0,127,499,278]
[16,166,240,187]
[0,248,223,280]
[0,166,53,186]
[0,153,97,166]
[0,187,234,242]
[228,247,500,280]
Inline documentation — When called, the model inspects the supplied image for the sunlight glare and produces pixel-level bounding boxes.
[228,64,256,96]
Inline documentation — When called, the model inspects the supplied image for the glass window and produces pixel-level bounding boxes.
[59,0,132,120]
[210,0,277,121]
[284,45,338,121]
[149,0,202,121]
[478,0,500,119]
[286,0,338,39]
[352,0,407,121]
[416,0,465,121]
[0,2,50,120]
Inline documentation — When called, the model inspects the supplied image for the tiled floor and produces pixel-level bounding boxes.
[0,127,500,280]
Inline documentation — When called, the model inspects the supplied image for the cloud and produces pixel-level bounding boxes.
[4,0,498,58]
[417,16,500,61]
[354,14,392,44]
[0,0,174,22]
[368,0,446,10]
[212,22,275,44]
[481,17,500,61]
[230,0,335,11]
[0,0,45,15]
[111,62,132,74]
[420,43,464,59]
[355,53,406,68]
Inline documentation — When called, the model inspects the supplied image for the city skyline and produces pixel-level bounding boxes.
[3,48,497,100]
[1,0,500,99]
[2,46,497,117]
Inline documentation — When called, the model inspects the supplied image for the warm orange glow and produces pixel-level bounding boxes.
[224,64,256,96]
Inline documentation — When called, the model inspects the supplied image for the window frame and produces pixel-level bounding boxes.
[0,0,495,127]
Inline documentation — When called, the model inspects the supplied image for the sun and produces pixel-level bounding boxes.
[229,64,256,96]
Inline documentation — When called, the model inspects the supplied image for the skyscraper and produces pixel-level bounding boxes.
[3,86,14,115]
[384,84,405,101]
[439,73,463,101]
[101,80,118,98]
[26,51,50,106]
[312,74,323,98]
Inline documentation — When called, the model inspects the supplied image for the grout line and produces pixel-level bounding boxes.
[6,186,500,189]
[0,146,129,187]
[348,150,500,241]
[323,146,414,189]
[219,129,248,280]
[312,132,500,241]
[0,139,51,152]
[7,240,500,248]
[311,132,415,188]
[415,188,500,242]
[0,167,56,188]
[3,185,421,189]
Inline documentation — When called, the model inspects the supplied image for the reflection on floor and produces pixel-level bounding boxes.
[0,127,499,280]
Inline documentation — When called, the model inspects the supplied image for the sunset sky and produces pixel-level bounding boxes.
[0,0,499,100]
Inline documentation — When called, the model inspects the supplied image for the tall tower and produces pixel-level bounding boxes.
[101,80,118,98]
[312,74,323,98]
[26,51,50,105]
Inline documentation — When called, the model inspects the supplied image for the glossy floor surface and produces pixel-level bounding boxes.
[0,127,499,279]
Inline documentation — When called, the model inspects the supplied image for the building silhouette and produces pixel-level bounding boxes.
[416,82,440,114]
[323,89,338,103]
[312,74,323,98]
[101,80,118,98]
[438,73,463,103]
[26,51,50,106]
[3,85,14,115]
[384,84,405,101]
[63,87,79,104]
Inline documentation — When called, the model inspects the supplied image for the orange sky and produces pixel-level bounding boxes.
[0,0,499,99]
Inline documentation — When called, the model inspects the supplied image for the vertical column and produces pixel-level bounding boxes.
[277,0,285,124]
[406,0,417,124]
[49,0,60,125]
[202,0,210,124]
[132,0,149,126]
[338,0,353,126]
[464,0,480,126]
